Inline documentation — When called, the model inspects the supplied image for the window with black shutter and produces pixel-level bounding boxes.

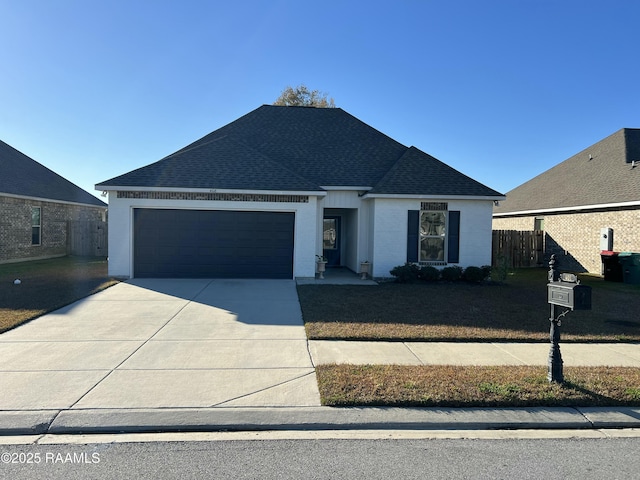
[407,205,460,264]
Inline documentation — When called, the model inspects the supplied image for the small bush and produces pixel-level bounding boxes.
[463,266,486,283]
[492,255,510,283]
[390,263,421,283]
[441,265,463,282]
[481,265,492,280]
[418,266,440,282]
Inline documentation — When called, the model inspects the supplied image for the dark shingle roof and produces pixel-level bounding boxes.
[0,140,106,207]
[179,105,409,188]
[370,146,503,196]
[494,128,640,214]
[100,135,322,191]
[98,105,503,198]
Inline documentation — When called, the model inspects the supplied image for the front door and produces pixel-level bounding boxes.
[323,216,341,267]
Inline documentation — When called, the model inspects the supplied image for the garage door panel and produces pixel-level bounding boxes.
[134,209,294,278]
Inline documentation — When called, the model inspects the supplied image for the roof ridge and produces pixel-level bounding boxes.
[370,146,412,189]
[371,145,503,197]
[160,135,229,160]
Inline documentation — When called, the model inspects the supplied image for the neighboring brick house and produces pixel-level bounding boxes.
[493,128,640,273]
[0,140,107,263]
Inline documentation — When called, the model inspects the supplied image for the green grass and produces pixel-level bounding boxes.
[0,256,119,333]
[298,268,640,342]
[306,270,640,407]
[316,364,640,407]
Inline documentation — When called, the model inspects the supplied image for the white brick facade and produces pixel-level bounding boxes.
[371,198,495,277]
[106,189,497,279]
[105,191,320,278]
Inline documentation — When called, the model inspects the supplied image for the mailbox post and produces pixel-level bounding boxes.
[546,254,592,383]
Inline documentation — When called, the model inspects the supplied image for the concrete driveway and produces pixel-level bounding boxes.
[0,279,321,410]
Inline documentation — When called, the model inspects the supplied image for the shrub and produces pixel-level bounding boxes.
[481,265,492,280]
[463,266,485,283]
[389,263,421,283]
[418,265,441,282]
[441,265,463,282]
[492,255,510,283]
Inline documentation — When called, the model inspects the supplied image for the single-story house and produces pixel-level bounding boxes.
[493,128,640,273]
[96,105,504,279]
[0,139,107,263]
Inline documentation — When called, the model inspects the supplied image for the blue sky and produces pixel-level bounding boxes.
[1,0,639,199]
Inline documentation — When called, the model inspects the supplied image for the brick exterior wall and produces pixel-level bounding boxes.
[492,216,534,231]
[0,195,106,263]
[493,208,640,273]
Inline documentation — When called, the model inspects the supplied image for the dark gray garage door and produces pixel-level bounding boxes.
[133,209,295,278]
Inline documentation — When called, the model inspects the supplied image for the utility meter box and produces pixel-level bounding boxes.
[548,279,592,311]
[600,228,613,251]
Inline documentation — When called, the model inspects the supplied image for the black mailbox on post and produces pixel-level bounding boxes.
[546,256,593,384]
[547,274,592,311]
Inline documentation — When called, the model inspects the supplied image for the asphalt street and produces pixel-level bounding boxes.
[1,434,640,480]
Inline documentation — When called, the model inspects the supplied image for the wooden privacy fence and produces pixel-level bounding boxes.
[492,230,544,268]
[67,221,108,257]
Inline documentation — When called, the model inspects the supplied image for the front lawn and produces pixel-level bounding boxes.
[298,269,640,342]
[305,269,640,407]
[0,256,119,333]
[317,364,640,407]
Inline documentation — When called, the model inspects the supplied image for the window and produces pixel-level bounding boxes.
[407,208,460,264]
[323,218,337,250]
[420,211,446,262]
[534,216,545,231]
[31,207,41,245]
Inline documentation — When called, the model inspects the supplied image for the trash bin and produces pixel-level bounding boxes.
[618,252,640,285]
[600,250,623,282]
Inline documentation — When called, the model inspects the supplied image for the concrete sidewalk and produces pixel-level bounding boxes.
[309,340,640,367]
[1,278,639,435]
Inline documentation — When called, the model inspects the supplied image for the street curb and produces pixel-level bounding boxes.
[45,407,592,433]
[0,411,59,435]
[577,407,640,428]
[1,407,639,436]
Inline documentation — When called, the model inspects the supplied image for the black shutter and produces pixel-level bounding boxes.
[447,211,460,263]
[407,210,419,263]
